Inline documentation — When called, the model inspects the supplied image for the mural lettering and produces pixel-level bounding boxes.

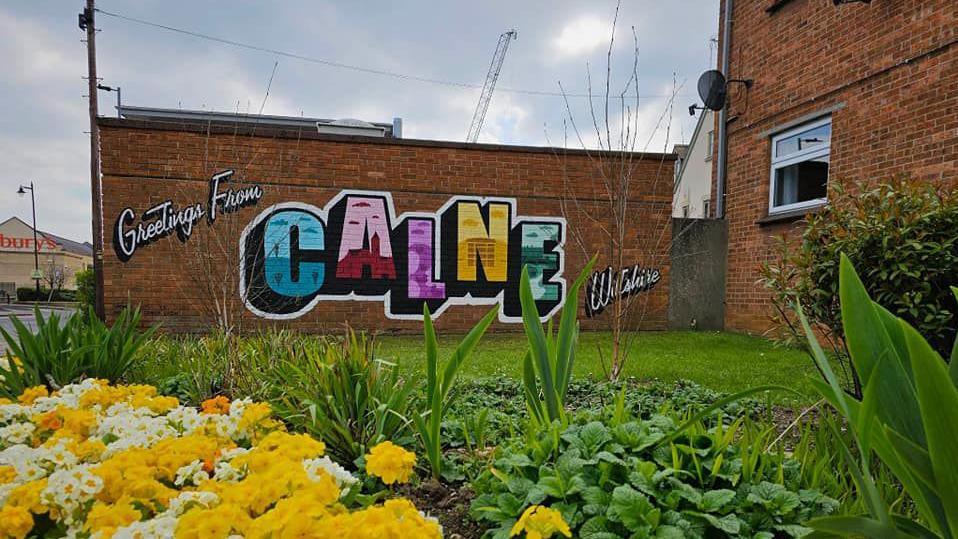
[239,191,566,322]
[112,170,262,262]
[585,263,661,318]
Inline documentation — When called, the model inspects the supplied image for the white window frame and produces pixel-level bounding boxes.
[768,116,831,215]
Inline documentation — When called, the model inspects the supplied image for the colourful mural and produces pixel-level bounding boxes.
[239,191,566,322]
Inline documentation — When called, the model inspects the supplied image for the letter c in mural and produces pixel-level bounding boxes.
[238,191,566,322]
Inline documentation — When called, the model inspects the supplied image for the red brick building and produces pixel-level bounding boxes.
[714,0,957,333]
[97,113,674,333]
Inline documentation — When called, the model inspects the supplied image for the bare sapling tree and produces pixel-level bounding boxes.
[550,2,684,381]
[170,61,312,335]
[42,259,71,301]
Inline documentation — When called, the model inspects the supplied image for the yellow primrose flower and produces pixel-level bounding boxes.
[238,402,272,429]
[510,505,572,539]
[5,479,48,514]
[175,503,251,539]
[365,441,417,485]
[0,465,17,484]
[1,380,439,536]
[84,497,141,536]
[0,505,33,539]
[18,385,48,404]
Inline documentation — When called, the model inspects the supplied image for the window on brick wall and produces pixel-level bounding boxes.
[769,116,831,214]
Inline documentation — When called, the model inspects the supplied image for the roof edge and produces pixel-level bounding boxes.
[97,117,676,161]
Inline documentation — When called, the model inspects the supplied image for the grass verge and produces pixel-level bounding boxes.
[377,330,817,399]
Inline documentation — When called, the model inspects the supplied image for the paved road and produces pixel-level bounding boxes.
[0,305,75,354]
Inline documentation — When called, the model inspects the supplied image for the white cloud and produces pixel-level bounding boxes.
[553,16,610,58]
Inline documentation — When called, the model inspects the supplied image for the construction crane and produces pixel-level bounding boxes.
[466,29,517,143]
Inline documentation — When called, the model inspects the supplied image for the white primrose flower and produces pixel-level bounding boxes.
[212,460,245,483]
[174,459,208,487]
[42,463,103,523]
[167,490,220,515]
[0,403,28,425]
[111,514,179,539]
[165,405,205,435]
[303,455,358,491]
[0,421,35,445]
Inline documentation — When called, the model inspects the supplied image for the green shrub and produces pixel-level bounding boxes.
[471,410,838,538]
[268,330,417,465]
[16,287,76,302]
[761,179,958,395]
[800,255,958,537]
[75,268,96,311]
[0,307,153,398]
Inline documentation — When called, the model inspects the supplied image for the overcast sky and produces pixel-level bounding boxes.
[1,1,718,242]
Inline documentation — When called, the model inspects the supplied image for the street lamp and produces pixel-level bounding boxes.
[17,182,41,293]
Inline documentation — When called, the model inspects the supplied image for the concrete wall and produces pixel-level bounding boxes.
[668,218,727,331]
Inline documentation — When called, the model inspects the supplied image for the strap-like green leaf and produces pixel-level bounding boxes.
[949,287,958,388]
[883,425,935,490]
[520,265,559,422]
[904,320,958,535]
[840,255,925,447]
[555,256,596,401]
[422,303,438,405]
[522,350,545,425]
[805,515,905,538]
[439,306,496,401]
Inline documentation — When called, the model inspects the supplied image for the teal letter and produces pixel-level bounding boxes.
[263,210,325,297]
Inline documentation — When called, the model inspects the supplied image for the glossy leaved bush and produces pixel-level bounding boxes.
[470,413,838,538]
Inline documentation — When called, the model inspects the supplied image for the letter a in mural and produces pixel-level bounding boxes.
[239,190,566,322]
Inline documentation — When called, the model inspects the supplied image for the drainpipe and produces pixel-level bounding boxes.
[715,0,733,218]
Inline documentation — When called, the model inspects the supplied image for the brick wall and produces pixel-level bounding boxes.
[715,0,958,334]
[98,119,675,333]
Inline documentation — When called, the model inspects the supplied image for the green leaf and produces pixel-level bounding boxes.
[439,306,497,401]
[555,255,596,401]
[698,489,735,512]
[904,319,958,534]
[579,516,619,539]
[882,425,935,490]
[520,265,560,422]
[806,515,904,539]
[949,286,958,387]
[685,511,741,535]
[839,254,925,447]
[582,486,612,516]
[608,485,659,532]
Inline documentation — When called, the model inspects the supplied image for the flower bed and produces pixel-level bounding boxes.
[0,380,441,538]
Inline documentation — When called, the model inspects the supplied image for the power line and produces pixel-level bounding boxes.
[95,8,690,100]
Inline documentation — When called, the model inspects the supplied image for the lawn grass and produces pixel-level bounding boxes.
[377,330,818,400]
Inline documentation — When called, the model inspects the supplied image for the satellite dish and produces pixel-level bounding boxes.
[697,70,727,111]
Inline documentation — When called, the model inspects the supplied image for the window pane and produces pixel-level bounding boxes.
[775,122,831,158]
[773,154,828,207]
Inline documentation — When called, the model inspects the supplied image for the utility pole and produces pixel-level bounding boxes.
[80,0,105,319]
